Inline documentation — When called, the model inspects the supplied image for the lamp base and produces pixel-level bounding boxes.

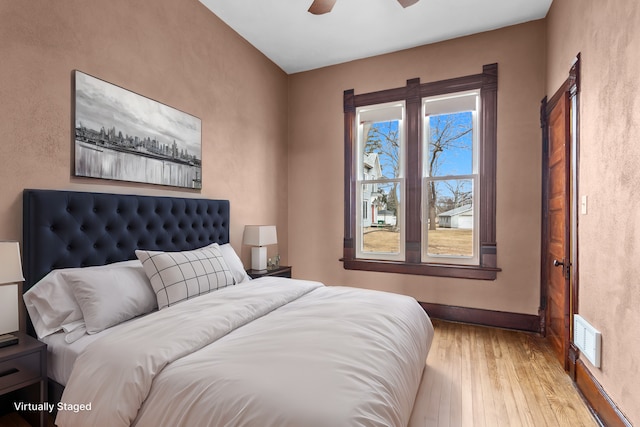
[251,246,268,272]
[0,333,18,348]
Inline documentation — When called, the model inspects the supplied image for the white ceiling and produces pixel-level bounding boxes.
[199,0,552,74]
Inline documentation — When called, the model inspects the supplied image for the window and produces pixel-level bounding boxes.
[356,102,405,261]
[423,91,479,265]
[342,65,499,280]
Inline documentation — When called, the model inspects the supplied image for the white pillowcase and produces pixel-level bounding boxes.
[23,260,142,339]
[215,243,250,284]
[61,262,156,335]
[136,245,236,310]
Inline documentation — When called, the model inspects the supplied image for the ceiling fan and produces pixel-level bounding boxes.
[308,0,419,15]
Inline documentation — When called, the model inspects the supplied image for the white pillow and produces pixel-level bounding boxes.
[136,245,236,310]
[23,260,141,339]
[62,261,156,334]
[215,243,250,284]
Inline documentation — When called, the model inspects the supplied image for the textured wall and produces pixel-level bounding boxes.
[0,0,289,265]
[288,21,546,315]
[547,0,640,424]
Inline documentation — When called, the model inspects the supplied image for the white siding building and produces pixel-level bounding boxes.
[362,153,382,227]
[438,205,473,229]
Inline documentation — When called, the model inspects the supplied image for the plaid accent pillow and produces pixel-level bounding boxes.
[135,246,236,309]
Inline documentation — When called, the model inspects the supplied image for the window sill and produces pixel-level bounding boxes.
[340,258,500,280]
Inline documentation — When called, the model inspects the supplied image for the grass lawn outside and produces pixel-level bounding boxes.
[362,227,472,256]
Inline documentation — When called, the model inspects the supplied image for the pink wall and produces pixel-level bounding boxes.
[4,1,636,422]
[288,21,546,315]
[546,0,640,423]
[0,0,289,265]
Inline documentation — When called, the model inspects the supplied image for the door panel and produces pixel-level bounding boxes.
[543,91,571,370]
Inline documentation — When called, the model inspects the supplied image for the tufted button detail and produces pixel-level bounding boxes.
[26,193,231,283]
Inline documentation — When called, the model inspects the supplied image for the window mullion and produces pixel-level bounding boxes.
[405,78,422,264]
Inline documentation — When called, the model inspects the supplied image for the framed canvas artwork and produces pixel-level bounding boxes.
[74,71,202,189]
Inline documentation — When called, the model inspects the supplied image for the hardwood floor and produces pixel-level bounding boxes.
[0,319,597,427]
[409,319,597,427]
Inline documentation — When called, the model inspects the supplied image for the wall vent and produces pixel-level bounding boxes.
[574,314,602,368]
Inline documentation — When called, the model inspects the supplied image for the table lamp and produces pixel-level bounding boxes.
[0,241,24,347]
[243,225,277,272]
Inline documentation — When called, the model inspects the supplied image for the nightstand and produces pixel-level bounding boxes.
[0,334,47,427]
[247,265,292,279]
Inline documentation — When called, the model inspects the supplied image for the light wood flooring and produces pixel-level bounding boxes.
[409,319,598,427]
[0,319,598,427]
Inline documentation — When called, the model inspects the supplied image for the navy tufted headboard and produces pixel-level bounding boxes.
[22,189,230,291]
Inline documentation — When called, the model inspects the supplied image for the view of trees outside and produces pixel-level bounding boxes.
[425,112,474,257]
[360,110,475,257]
[362,120,401,254]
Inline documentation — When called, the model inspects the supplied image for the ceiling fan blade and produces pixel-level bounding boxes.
[397,0,419,8]
[308,0,336,15]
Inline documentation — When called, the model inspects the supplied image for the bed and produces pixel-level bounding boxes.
[22,189,434,427]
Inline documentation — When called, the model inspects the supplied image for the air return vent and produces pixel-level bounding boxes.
[574,314,602,368]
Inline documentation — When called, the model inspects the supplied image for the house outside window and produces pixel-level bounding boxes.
[356,102,405,261]
[342,64,499,280]
[423,90,480,265]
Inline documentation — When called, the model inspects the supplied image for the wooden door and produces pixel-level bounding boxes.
[542,91,571,370]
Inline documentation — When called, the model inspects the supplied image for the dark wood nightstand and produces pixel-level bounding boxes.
[247,265,292,279]
[0,334,47,427]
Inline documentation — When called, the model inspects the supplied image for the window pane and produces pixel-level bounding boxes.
[363,121,400,179]
[427,112,473,177]
[361,182,401,254]
[425,179,473,257]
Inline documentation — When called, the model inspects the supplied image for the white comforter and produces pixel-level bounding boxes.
[56,278,433,427]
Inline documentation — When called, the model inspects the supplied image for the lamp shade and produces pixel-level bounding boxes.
[243,226,277,247]
[0,241,24,284]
